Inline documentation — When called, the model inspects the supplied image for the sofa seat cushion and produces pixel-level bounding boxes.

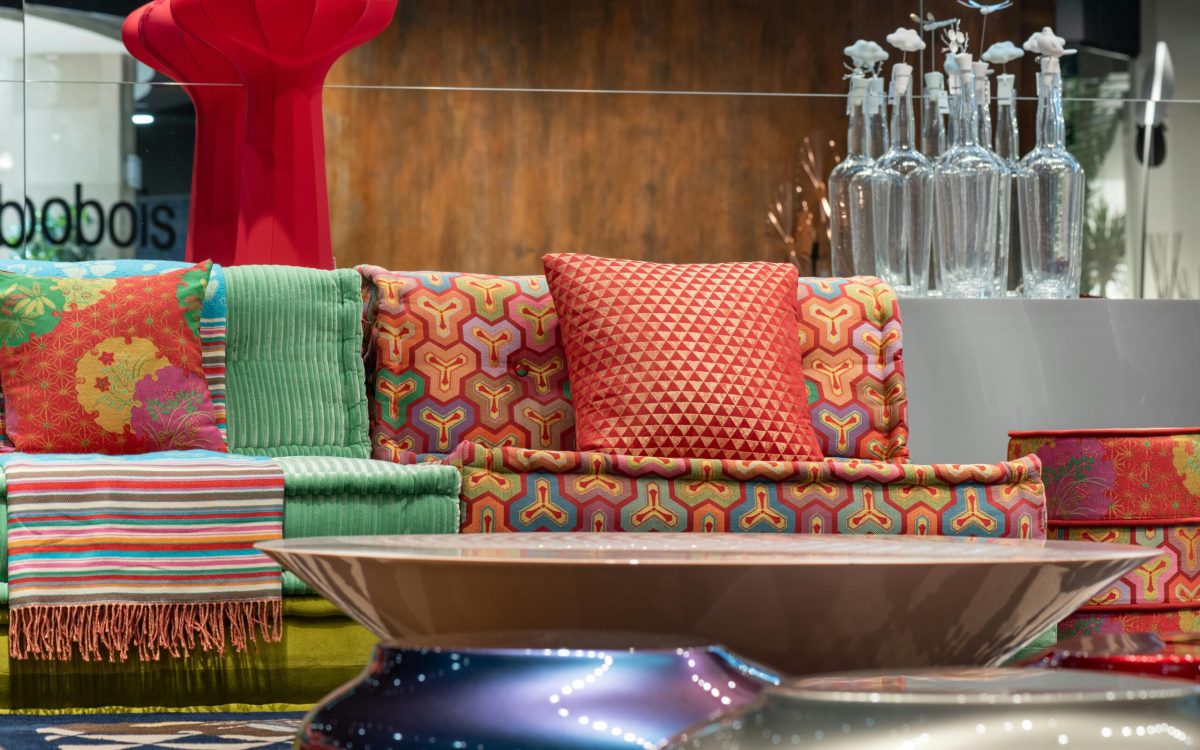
[274,456,461,595]
[224,266,370,458]
[449,442,1045,538]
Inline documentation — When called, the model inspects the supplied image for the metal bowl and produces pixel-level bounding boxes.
[667,668,1200,749]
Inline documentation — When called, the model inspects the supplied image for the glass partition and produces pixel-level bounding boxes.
[0,0,21,255]
[3,0,1197,299]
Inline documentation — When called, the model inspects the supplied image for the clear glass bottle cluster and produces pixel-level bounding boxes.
[831,44,1083,299]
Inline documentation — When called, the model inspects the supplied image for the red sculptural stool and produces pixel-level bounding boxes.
[171,0,397,268]
[123,0,243,266]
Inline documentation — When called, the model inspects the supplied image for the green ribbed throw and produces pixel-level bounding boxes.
[223,266,370,458]
[273,457,461,595]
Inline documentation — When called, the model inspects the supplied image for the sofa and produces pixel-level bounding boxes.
[0,261,461,713]
[0,261,1049,712]
[358,267,1047,539]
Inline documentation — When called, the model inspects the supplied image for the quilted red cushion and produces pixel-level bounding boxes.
[543,253,823,461]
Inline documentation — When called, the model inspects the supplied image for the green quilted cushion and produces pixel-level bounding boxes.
[274,457,461,595]
[224,266,370,458]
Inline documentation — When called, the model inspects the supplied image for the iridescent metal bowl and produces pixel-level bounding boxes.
[297,636,774,750]
[667,668,1200,749]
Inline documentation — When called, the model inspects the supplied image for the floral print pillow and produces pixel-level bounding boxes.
[0,262,226,454]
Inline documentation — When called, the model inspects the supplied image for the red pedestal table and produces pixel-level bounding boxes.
[123,0,243,266]
[138,0,397,268]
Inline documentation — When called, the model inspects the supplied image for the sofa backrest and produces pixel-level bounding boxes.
[359,267,571,461]
[223,265,371,458]
[797,276,907,461]
[360,267,908,462]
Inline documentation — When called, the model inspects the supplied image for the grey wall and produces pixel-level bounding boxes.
[901,299,1200,464]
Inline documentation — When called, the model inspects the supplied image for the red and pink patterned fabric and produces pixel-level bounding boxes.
[1059,609,1200,639]
[543,253,823,461]
[1009,428,1200,636]
[358,268,908,463]
[451,442,1045,538]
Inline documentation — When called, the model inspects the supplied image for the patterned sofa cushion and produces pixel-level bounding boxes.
[223,266,370,458]
[1009,428,1200,634]
[0,263,225,453]
[798,277,907,462]
[543,253,824,461]
[450,442,1044,538]
[358,267,573,460]
[359,269,908,462]
[0,259,228,447]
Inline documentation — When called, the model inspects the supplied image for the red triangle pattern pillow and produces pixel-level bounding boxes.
[543,253,824,461]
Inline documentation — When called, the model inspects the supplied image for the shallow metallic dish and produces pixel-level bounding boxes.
[667,668,1200,749]
[258,532,1154,675]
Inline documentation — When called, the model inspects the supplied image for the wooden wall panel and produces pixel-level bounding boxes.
[326,0,1052,275]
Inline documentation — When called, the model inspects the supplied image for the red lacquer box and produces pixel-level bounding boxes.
[1034,632,1200,681]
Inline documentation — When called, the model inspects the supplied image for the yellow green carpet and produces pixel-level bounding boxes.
[0,599,377,714]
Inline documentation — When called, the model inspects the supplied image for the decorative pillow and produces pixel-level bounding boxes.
[543,253,824,461]
[357,265,573,460]
[0,262,226,453]
[0,259,229,450]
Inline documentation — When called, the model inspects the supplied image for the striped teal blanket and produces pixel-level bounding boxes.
[3,451,284,661]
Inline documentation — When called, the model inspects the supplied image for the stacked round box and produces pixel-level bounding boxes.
[1008,428,1200,638]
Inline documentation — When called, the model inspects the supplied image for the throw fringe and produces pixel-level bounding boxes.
[9,600,283,662]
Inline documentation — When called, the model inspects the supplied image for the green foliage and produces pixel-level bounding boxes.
[1063,77,1121,180]
[3,207,96,262]
[1082,198,1127,297]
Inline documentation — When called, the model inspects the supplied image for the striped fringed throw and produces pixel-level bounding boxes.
[4,452,284,662]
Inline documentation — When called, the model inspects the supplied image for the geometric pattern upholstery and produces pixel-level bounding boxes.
[359,269,908,462]
[358,266,573,460]
[798,276,907,462]
[1010,428,1200,635]
[452,442,1045,538]
[543,253,823,461]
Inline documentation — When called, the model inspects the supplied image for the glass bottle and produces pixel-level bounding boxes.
[848,77,891,276]
[974,63,1011,298]
[870,63,933,297]
[1017,57,1085,298]
[828,74,872,276]
[944,54,962,149]
[994,72,1022,294]
[921,72,947,158]
[934,53,1001,298]
[921,72,947,297]
[866,77,889,158]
